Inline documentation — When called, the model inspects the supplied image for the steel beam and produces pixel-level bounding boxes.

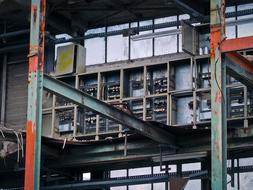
[41,165,253,190]
[221,36,253,52]
[172,0,204,19]
[0,29,29,39]
[24,0,46,190]
[210,0,227,189]
[225,52,253,87]
[42,171,206,190]
[43,75,175,145]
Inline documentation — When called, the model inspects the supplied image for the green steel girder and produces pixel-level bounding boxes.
[25,0,46,189]
[225,52,253,88]
[45,128,253,170]
[210,0,227,189]
[43,75,176,145]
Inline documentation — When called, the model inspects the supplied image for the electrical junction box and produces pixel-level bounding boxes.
[182,21,211,56]
[55,44,86,76]
[181,20,199,55]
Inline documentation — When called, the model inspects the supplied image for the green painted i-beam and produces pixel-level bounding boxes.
[24,0,46,189]
[210,0,227,189]
[43,74,175,146]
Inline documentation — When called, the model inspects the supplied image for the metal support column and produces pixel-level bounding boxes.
[24,0,46,189]
[210,0,227,189]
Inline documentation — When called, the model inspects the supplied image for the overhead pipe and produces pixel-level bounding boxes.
[0,29,29,39]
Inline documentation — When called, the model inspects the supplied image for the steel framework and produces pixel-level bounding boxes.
[23,0,253,190]
[210,0,253,189]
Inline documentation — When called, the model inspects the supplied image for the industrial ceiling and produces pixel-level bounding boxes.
[0,0,252,36]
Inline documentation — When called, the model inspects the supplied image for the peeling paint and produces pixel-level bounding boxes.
[24,0,46,189]
[24,120,35,190]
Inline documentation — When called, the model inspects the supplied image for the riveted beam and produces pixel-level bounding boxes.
[210,0,227,189]
[43,75,175,145]
[24,0,46,190]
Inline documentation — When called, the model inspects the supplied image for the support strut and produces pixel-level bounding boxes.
[210,0,227,189]
[24,0,46,189]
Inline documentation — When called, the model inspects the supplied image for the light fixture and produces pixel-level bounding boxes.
[131,28,181,41]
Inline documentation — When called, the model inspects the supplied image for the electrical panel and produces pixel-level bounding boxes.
[55,44,85,76]
[85,110,97,133]
[197,93,211,122]
[102,73,120,100]
[147,66,167,95]
[57,109,85,134]
[106,83,120,100]
[196,59,211,89]
[227,88,244,118]
[124,69,144,97]
[146,97,167,124]
[58,110,74,133]
[79,77,98,97]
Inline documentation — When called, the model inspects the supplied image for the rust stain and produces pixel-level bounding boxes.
[29,56,38,73]
[24,120,36,190]
[210,27,221,59]
[31,5,37,22]
[39,0,46,71]
[215,91,222,104]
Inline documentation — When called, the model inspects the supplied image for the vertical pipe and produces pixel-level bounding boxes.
[167,62,170,126]
[151,166,154,190]
[244,86,248,128]
[165,165,169,190]
[50,95,56,137]
[177,15,180,53]
[73,75,79,137]
[25,0,46,189]
[0,55,7,123]
[210,0,227,189]
[128,23,131,60]
[119,69,124,137]
[126,168,129,190]
[237,158,240,190]
[192,58,197,129]
[96,72,101,140]
[235,4,238,38]
[143,66,147,121]
[152,18,155,57]
[105,26,108,64]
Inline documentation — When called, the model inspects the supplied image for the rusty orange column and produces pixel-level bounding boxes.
[24,0,46,189]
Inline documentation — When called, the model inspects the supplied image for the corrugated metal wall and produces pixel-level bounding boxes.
[5,61,28,130]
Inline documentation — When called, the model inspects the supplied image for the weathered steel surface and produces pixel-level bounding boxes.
[221,36,253,52]
[210,0,227,189]
[225,52,253,87]
[43,75,175,145]
[25,0,46,189]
